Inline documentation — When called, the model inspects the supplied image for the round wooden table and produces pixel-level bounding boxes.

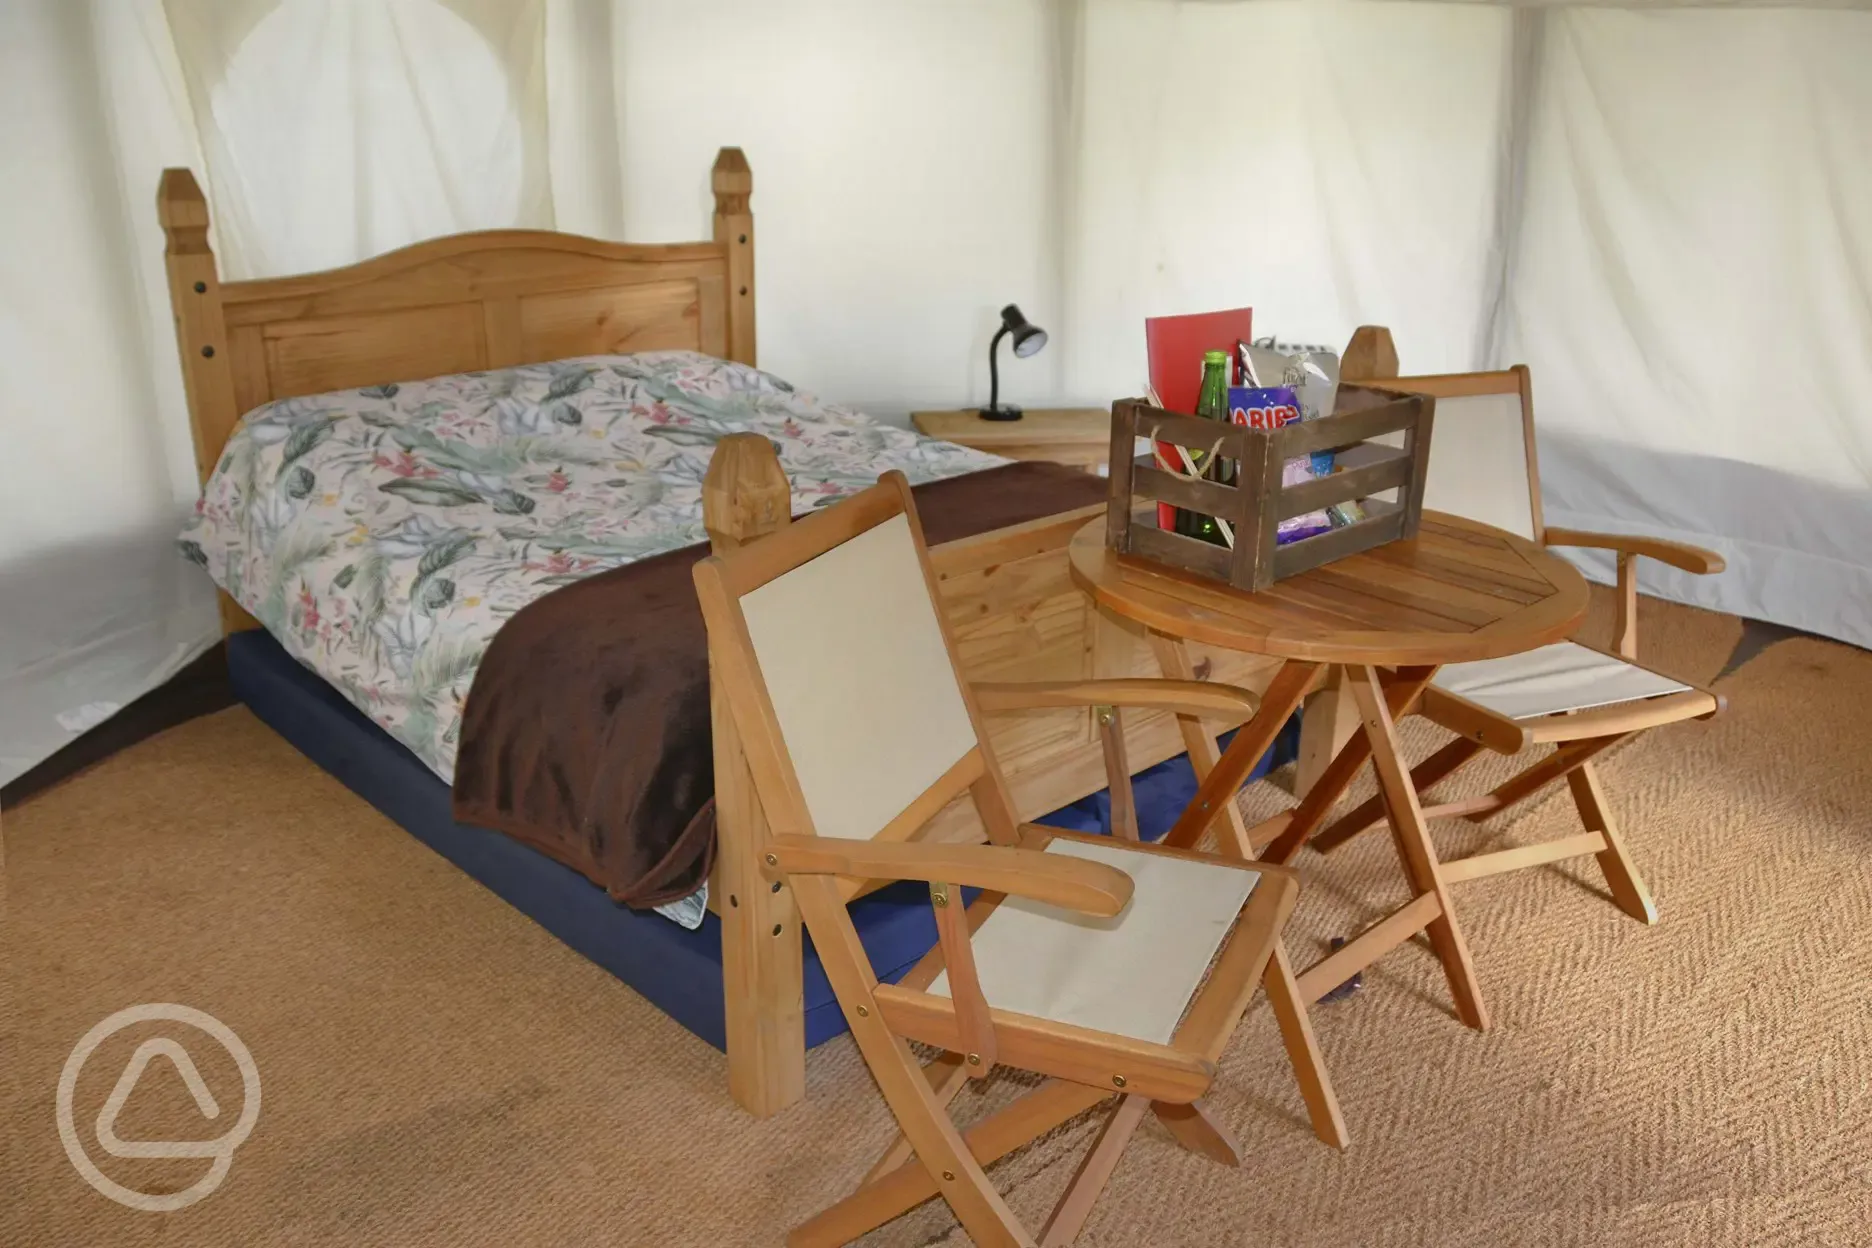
[1068,511,1590,1033]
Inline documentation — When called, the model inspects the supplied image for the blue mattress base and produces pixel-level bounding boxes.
[227,629,1296,1050]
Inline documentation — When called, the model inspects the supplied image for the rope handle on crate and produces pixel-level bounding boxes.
[1145,420,1235,549]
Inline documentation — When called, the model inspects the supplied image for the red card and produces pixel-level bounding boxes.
[1144,308,1253,528]
[1146,307,1254,414]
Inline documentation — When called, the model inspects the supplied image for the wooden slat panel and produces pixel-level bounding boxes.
[1410,534,1556,597]
[944,536,1094,795]
[1124,524,1232,580]
[1273,394,1422,457]
[1309,557,1505,624]
[922,520,1100,846]
[1276,449,1411,520]
[695,275,727,358]
[949,591,1087,680]
[1106,402,1138,549]
[930,504,1104,580]
[263,304,487,398]
[483,298,524,369]
[1127,404,1246,457]
[1365,541,1546,605]
[227,324,270,423]
[219,237,725,321]
[518,280,703,361]
[1272,510,1407,580]
[1262,573,1474,635]
[1131,464,1237,517]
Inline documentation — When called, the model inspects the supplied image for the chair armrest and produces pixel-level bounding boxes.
[763,834,1133,917]
[1542,527,1725,576]
[973,678,1260,722]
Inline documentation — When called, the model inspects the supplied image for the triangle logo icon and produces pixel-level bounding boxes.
[94,1037,226,1159]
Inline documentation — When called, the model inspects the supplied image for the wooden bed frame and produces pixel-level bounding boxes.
[159,147,1287,1117]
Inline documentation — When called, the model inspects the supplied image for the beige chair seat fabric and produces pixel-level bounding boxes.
[927,838,1258,1047]
[1432,641,1691,721]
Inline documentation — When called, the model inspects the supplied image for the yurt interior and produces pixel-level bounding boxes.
[4,2,1869,1245]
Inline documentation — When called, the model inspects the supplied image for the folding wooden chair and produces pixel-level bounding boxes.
[1311,329,1726,920]
[693,472,1344,1248]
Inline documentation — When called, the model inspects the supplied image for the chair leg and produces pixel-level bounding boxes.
[1040,1094,1151,1247]
[1569,760,1658,925]
[871,1038,1028,1247]
[1349,666,1491,1032]
[862,1051,970,1185]
[1152,1099,1244,1166]
[789,1080,1110,1248]
[1263,940,1350,1149]
[1467,734,1626,823]
[1313,737,1486,855]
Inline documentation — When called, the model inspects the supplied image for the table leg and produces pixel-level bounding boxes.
[1162,656,1320,853]
[1294,667,1358,799]
[1346,664,1490,1031]
[1148,633,1255,857]
[1260,665,1435,866]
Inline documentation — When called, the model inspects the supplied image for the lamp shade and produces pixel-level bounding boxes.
[1002,304,1048,358]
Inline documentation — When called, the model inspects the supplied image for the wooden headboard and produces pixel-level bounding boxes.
[158,146,756,487]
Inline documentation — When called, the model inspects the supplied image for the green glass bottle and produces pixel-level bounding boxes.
[1174,350,1236,545]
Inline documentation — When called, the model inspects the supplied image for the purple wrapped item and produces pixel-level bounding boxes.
[1227,384,1330,543]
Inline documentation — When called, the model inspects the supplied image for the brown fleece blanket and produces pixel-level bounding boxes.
[451,462,1109,908]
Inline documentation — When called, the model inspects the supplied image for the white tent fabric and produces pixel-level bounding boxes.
[163,0,553,279]
[602,0,1060,417]
[1,0,1868,789]
[1500,6,1872,649]
[1056,0,1517,394]
[0,1,209,787]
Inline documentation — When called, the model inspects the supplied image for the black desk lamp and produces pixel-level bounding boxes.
[980,304,1048,421]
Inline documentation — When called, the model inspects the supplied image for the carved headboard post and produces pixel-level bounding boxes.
[711,147,758,367]
[160,169,262,636]
[1341,325,1400,383]
[702,433,791,552]
[158,168,241,486]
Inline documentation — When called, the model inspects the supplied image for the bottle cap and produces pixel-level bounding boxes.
[1203,350,1228,365]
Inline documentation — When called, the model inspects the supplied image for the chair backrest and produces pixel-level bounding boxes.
[1342,329,1544,542]
[693,471,1020,851]
[1391,370,1543,542]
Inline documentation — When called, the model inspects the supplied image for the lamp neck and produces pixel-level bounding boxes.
[987,325,1010,413]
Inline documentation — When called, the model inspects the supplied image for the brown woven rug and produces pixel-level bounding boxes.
[5,591,1868,1246]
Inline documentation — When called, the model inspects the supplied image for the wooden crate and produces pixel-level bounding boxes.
[1103,384,1435,592]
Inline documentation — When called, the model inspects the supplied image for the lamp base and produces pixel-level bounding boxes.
[978,405,1024,422]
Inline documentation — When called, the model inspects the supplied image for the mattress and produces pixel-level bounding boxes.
[180,351,1003,784]
[227,627,1298,1051]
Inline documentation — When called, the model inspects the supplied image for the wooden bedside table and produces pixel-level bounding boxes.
[911,408,1112,474]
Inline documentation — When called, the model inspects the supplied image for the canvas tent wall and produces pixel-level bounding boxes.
[2,0,1866,788]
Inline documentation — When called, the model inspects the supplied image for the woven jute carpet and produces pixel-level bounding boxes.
[5,591,1869,1246]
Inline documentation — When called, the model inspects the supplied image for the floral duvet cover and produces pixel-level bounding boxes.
[181,352,1003,783]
